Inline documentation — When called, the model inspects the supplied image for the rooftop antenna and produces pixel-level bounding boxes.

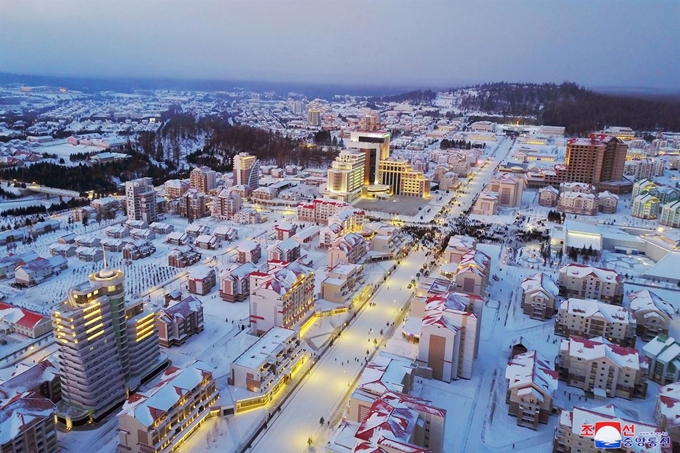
[98,244,114,278]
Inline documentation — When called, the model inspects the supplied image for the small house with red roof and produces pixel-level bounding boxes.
[0,302,52,338]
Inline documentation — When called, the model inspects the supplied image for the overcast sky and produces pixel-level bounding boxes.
[0,0,678,90]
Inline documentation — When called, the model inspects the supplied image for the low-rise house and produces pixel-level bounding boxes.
[104,225,129,239]
[230,327,306,395]
[124,219,148,230]
[520,272,559,319]
[556,336,648,399]
[100,237,126,252]
[73,235,100,248]
[194,234,219,250]
[0,251,39,279]
[149,222,174,235]
[123,240,156,261]
[117,361,218,453]
[58,233,77,244]
[157,296,204,347]
[166,231,189,245]
[167,246,201,268]
[558,264,624,305]
[48,242,77,257]
[185,223,209,237]
[129,228,155,241]
[188,266,216,295]
[213,225,238,241]
[15,257,55,286]
[629,289,674,341]
[505,350,558,430]
[219,262,257,302]
[0,359,61,403]
[643,335,680,385]
[538,186,559,207]
[0,302,52,338]
[555,298,636,347]
[75,246,103,262]
[274,223,297,240]
[30,219,60,236]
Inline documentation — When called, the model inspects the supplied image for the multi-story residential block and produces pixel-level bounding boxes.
[252,186,277,202]
[520,272,559,319]
[556,336,648,399]
[328,208,365,234]
[187,266,216,296]
[164,179,189,199]
[553,404,668,453]
[418,292,481,381]
[0,392,58,453]
[249,259,315,335]
[348,352,416,422]
[296,199,349,224]
[559,182,595,194]
[157,296,204,347]
[561,135,627,186]
[328,233,368,268]
[443,235,477,265]
[554,298,636,347]
[597,190,619,213]
[211,188,242,219]
[655,382,680,450]
[452,249,491,297]
[230,327,307,396]
[660,200,680,227]
[274,223,297,240]
[643,335,680,385]
[0,359,61,403]
[557,264,624,305]
[267,238,301,263]
[234,152,260,190]
[189,165,216,193]
[538,185,559,207]
[472,192,498,216]
[320,263,365,304]
[629,289,674,340]
[488,173,524,206]
[237,240,261,264]
[219,262,257,302]
[178,189,207,219]
[339,391,446,453]
[632,193,660,219]
[125,177,158,223]
[52,267,161,427]
[505,350,558,430]
[557,192,598,216]
[117,361,218,453]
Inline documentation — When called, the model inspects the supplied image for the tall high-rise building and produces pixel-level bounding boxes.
[190,166,216,193]
[125,177,158,223]
[234,152,260,190]
[178,188,207,219]
[307,108,321,127]
[52,266,161,428]
[562,135,627,185]
[350,131,391,185]
[326,149,366,202]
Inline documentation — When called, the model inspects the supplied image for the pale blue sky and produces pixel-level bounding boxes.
[0,0,677,90]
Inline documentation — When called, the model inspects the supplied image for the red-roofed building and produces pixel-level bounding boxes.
[157,296,204,347]
[558,264,624,305]
[0,392,58,453]
[0,302,52,338]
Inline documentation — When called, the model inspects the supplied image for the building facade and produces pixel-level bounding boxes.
[554,298,636,347]
[125,177,158,223]
[557,264,624,305]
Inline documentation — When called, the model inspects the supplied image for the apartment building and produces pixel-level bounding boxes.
[538,186,559,207]
[561,135,627,186]
[557,264,624,305]
[327,208,365,234]
[189,165,216,193]
[274,223,297,240]
[553,404,668,453]
[230,327,306,394]
[327,233,368,268]
[157,296,204,347]
[234,152,260,190]
[249,259,315,335]
[597,191,619,213]
[554,298,636,347]
[164,179,189,199]
[187,266,216,296]
[167,246,201,268]
[52,267,161,427]
[556,336,648,399]
[219,262,257,302]
[125,177,158,223]
[505,350,558,430]
[631,193,661,219]
[629,289,674,340]
[211,188,242,219]
[236,240,261,264]
[320,263,365,304]
[267,238,301,263]
[0,392,58,453]
[117,361,218,453]
[296,198,350,224]
[520,272,559,320]
[643,335,680,385]
[488,173,524,207]
[443,235,477,265]
[656,383,680,450]
[452,249,491,297]
[557,192,598,216]
[326,148,367,202]
[178,189,207,219]
[418,293,480,381]
[661,200,680,227]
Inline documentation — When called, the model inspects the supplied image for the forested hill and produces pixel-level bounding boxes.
[451,82,680,135]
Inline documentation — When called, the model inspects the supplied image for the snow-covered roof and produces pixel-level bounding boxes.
[520,272,558,296]
[658,383,680,428]
[629,290,674,318]
[0,302,49,329]
[119,361,213,428]
[559,298,631,323]
[446,235,476,251]
[161,296,202,321]
[505,350,558,396]
[0,393,55,445]
[642,335,680,364]
[0,360,57,399]
[560,336,645,370]
[559,263,621,283]
[357,352,415,397]
[232,327,296,370]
